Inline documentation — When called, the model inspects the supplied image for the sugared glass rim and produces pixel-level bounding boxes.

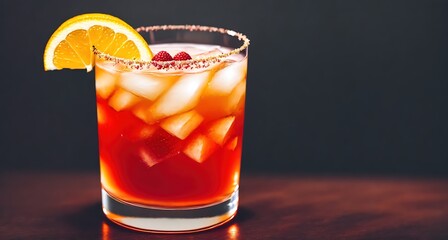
[93,25,250,71]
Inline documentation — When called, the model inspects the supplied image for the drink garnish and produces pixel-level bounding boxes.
[152,51,174,61]
[43,13,153,72]
[173,51,192,61]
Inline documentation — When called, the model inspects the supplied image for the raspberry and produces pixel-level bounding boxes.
[152,51,173,61]
[173,51,192,61]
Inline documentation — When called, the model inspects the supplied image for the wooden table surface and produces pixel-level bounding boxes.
[1,172,447,240]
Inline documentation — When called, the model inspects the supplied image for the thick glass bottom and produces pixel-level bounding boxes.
[101,188,239,233]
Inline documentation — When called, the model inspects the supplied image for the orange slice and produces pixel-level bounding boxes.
[43,13,152,71]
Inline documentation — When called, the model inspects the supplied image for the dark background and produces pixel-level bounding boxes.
[1,0,447,176]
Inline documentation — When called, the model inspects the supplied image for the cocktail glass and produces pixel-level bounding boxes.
[94,25,249,233]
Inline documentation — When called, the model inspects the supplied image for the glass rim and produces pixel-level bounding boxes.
[93,25,250,71]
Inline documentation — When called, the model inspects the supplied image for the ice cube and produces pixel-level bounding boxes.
[206,116,235,145]
[148,71,210,121]
[132,100,153,123]
[138,147,161,167]
[108,88,142,111]
[160,110,204,140]
[191,48,225,70]
[225,136,238,151]
[206,58,247,96]
[183,134,217,163]
[126,124,157,142]
[118,72,175,101]
[225,80,246,114]
[142,128,181,159]
[95,66,117,99]
[193,48,224,59]
[136,125,157,139]
[96,105,106,124]
[195,80,246,120]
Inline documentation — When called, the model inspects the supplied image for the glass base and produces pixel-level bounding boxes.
[101,188,239,233]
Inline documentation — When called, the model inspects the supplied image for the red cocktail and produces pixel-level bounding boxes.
[95,26,249,232]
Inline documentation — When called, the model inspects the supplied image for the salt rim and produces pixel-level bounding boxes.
[93,25,250,71]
